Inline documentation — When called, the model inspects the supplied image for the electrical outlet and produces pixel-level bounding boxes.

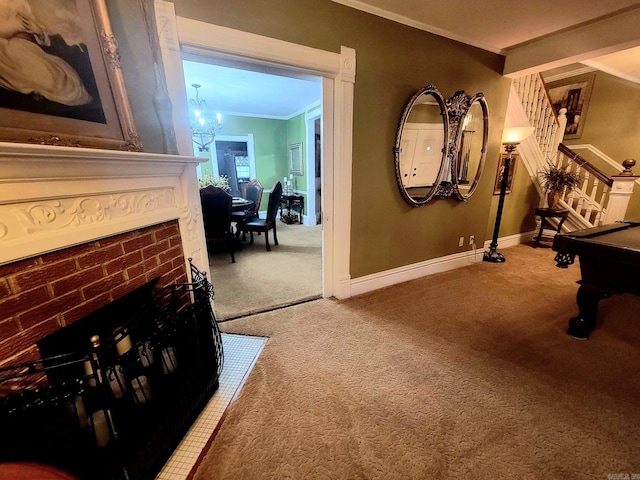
[458,236,464,247]
[469,235,475,246]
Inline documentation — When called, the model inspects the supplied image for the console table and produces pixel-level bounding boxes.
[280,194,304,224]
[533,207,568,247]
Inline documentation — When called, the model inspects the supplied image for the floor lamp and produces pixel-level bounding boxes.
[483,126,535,263]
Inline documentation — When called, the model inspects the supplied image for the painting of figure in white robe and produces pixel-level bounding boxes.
[0,0,106,123]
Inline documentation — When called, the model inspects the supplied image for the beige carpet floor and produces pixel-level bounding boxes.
[208,220,322,320]
[194,244,640,480]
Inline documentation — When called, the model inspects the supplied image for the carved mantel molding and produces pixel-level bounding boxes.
[0,142,208,273]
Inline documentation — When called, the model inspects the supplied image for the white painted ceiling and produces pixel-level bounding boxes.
[182,59,322,122]
[583,47,640,84]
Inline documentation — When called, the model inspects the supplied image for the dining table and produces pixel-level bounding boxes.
[232,197,254,212]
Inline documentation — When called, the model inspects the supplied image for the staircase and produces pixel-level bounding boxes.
[507,73,637,231]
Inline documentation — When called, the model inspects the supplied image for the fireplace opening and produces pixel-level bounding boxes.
[36,277,161,384]
[0,262,223,480]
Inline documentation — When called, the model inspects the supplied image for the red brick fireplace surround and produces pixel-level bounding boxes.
[0,221,187,369]
[0,143,208,368]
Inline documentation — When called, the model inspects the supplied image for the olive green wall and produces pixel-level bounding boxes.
[564,72,640,161]
[408,104,443,123]
[111,0,514,279]
[562,71,640,220]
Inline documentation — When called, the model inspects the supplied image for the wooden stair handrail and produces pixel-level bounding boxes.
[513,73,636,227]
[557,143,613,187]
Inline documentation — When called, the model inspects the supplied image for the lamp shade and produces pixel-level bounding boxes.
[501,126,535,144]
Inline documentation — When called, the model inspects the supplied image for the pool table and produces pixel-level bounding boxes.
[552,221,640,339]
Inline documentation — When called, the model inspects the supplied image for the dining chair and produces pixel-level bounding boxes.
[200,185,237,263]
[231,179,263,224]
[237,181,283,251]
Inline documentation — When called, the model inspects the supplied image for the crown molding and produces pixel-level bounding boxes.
[330,0,502,54]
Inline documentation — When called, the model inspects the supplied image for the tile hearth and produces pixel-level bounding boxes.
[156,333,266,480]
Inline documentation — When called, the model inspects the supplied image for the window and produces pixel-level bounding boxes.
[235,155,250,181]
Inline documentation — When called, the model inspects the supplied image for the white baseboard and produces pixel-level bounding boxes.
[349,231,536,297]
[482,231,536,249]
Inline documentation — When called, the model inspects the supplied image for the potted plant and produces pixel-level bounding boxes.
[538,161,581,210]
[198,174,231,192]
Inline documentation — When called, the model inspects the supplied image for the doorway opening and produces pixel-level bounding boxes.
[161,17,355,300]
[183,57,324,319]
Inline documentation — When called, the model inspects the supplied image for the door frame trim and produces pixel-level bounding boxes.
[304,103,321,227]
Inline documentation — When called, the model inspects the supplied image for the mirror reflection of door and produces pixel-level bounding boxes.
[399,94,446,196]
[400,125,444,188]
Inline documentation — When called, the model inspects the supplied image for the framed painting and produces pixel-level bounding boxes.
[493,153,518,195]
[0,0,141,151]
[289,142,303,176]
[545,74,595,140]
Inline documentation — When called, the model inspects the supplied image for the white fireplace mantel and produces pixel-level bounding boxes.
[0,142,209,276]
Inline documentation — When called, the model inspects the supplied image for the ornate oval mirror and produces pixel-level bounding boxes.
[453,93,489,201]
[394,85,449,207]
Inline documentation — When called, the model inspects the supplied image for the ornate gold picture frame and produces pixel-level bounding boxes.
[0,0,141,151]
[545,74,595,141]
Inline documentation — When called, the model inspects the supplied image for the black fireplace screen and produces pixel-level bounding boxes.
[0,261,223,480]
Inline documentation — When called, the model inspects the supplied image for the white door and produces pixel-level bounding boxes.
[399,129,417,187]
[400,124,444,188]
[408,128,444,187]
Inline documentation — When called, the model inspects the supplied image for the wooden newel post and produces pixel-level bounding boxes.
[602,159,638,224]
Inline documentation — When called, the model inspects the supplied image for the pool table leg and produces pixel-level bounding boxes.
[567,284,612,339]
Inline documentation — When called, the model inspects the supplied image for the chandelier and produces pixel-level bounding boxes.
[189,83,222,152]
